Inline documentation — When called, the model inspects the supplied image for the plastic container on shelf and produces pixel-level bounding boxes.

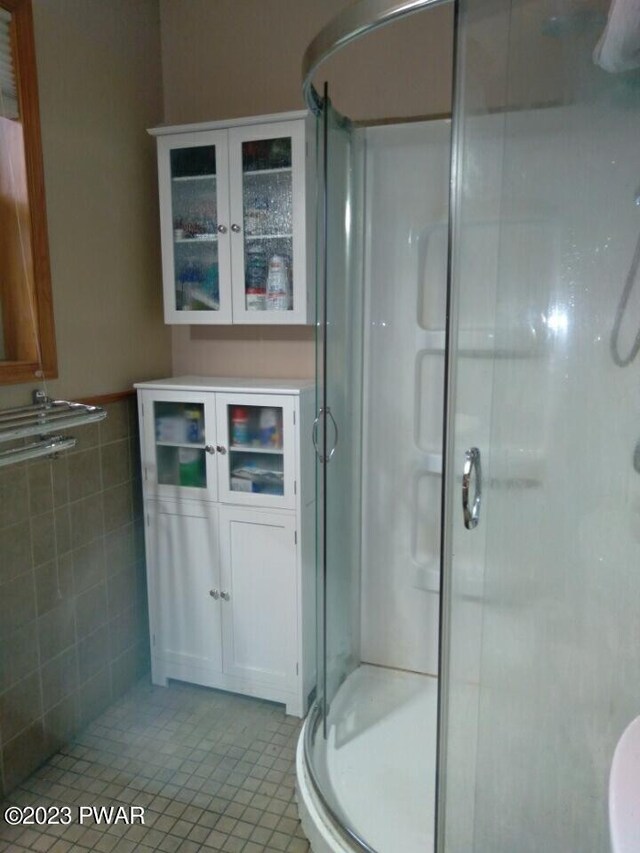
[245,244,267,310]
[178,448,202,487]
[204,264,219,307]
[156,415,188,443]
[259,408,280,447]
[265,255,291,311]
[269,138,291,168]
[231,407,250,445]
[184,407,203,443]
[178,259,202,310]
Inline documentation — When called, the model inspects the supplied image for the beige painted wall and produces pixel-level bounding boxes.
[1,0,171,408]
[160,0,454,380]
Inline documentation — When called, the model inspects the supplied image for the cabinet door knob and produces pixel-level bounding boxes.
[217,224,227,234]
[230,223,241,233]
[216,445,227,455]
[209,589,220,599]
[205,444,216,454]
[220,591,230,601]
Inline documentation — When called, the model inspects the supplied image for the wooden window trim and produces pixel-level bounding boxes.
[0,0,57,384]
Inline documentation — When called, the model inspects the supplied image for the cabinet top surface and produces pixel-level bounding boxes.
[134,375,316,395]
[148,110,309,137]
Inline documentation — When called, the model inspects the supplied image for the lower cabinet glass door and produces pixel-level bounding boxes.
[141,390,218,501]
[215,393,296,509]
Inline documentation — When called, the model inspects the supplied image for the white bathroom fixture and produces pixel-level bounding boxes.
[610,715,640,853]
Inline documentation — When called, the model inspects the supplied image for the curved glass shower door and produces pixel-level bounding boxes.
[440,0,640,850]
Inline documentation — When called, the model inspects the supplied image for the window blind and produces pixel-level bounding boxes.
[0,7,18,120]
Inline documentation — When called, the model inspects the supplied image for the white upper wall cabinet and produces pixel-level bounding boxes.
[149,112,313,326]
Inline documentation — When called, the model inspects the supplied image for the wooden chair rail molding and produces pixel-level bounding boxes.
[77,390,135,407]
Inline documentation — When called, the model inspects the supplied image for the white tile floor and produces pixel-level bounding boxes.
[0,679,310,852]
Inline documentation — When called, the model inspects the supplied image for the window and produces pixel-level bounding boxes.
[0,0,56,384]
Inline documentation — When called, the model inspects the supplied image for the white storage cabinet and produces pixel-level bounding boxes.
[135,376,316,717]
[149,112,314,326]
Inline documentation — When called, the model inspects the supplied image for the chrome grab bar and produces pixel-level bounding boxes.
[462,447,482,530]
[312,407,339,463]
[0,435,77,469]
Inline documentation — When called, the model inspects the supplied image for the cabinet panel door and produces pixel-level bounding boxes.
[215,393,296,509]
[219,507,297,691]
[157,130,233,324]
[139,390,218,502]
[149,501,222,675]
[228,120,307,324]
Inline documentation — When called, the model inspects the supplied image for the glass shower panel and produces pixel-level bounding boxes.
[316,95,364,722]
[441,0,640,850]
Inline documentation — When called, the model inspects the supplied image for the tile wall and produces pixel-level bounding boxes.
[0,397,149,797]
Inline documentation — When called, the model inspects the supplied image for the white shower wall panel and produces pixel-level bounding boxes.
[360,120,450,674]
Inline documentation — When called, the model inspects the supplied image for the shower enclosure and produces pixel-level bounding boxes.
[297,0,640,851]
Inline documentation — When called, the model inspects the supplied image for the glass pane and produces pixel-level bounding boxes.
[227,404,284,496]
[316,97,365,721]
[0,9,19,120]
[441,1,640,850]
[242,138,293,312]
[307,84,448,853]
[170,145,220,311]
[154,401,207,488]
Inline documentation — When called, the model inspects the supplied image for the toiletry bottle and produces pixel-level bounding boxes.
[231,407,250,446]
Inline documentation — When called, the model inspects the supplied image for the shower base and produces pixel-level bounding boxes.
[296,664,438,852]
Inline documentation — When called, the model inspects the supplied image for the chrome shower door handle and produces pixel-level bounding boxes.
[312,413,322,461]
[325,407,338,461]
[312,407,339,463]
[462,447,482,530]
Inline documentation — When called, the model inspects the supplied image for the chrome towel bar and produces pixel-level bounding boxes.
[0,398,106,445]
[0,394,106,467]
[0,435,77,468]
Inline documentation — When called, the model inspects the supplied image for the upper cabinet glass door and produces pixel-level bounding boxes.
[157,130,233,324]
[229,121,308,324]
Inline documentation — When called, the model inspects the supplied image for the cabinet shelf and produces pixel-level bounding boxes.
[175,235,218,244]
[231,468,284,487]
[184,288,220,310]
[172,174,217,183]
[245,233,293,241]
[243,167,292,177]
[229,444,283,455]
[156,440,206,449]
